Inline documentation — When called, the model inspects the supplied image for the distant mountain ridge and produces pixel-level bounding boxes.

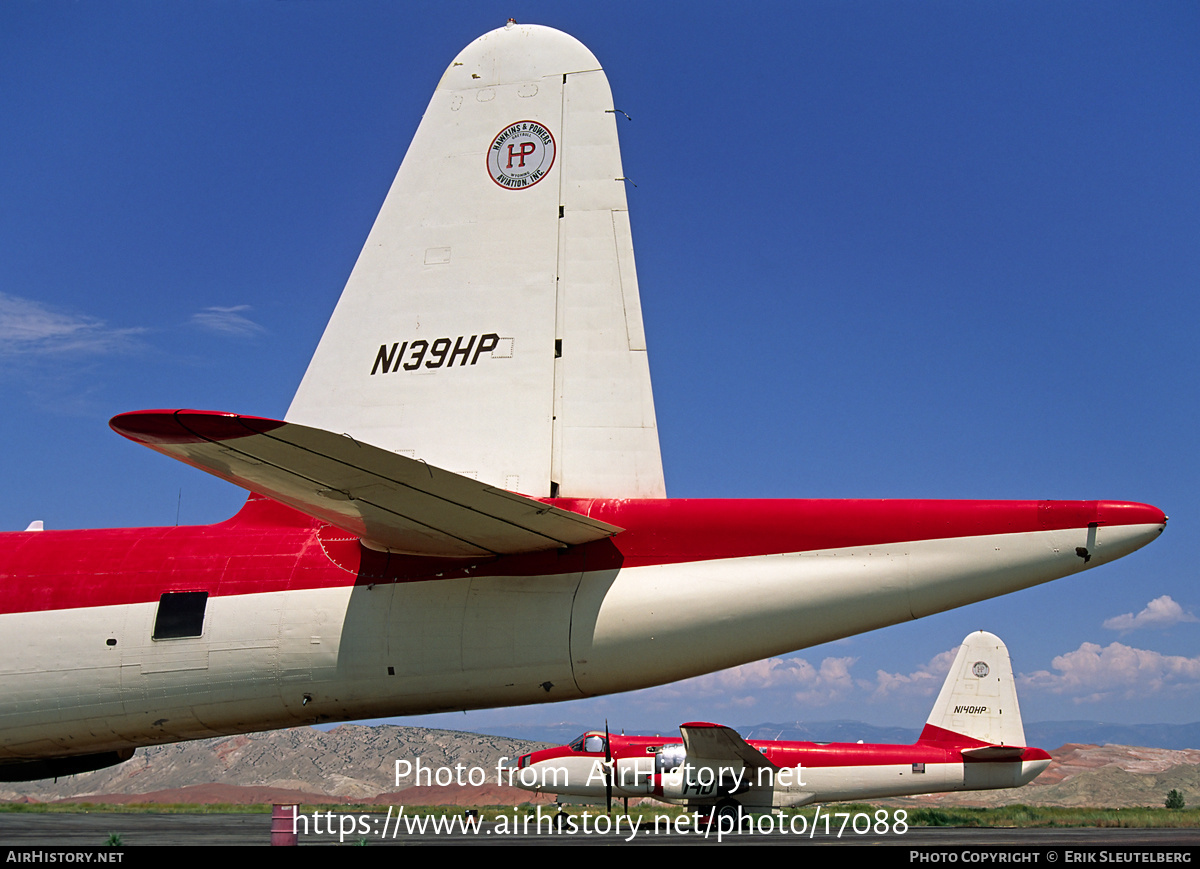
[0,725,550,804]
[1,720,1196,807]
[1023,722,1200,753]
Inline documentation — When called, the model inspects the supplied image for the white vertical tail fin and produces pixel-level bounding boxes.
[287,22,665,499]
[919,631,1028,747]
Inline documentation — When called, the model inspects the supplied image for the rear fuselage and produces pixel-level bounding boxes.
[0,496,1164,768]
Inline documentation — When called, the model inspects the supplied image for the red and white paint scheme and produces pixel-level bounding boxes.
[512,632,1052,814]
[0,23,1165,782]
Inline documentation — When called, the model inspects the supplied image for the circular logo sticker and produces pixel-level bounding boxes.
[972,661,990,678]
[488,121,556,189]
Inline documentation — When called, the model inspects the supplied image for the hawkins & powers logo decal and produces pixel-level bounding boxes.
[488,121,555,189]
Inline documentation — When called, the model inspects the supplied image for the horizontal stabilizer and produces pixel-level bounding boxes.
[110,410,622,557]
[679,722,779,770]
[960,745,1027,760]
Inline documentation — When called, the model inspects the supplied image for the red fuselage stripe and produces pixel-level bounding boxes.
[0,496,1164,615]
[524,737,1051,769]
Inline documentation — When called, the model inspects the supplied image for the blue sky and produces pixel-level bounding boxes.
[2,2,1197,736]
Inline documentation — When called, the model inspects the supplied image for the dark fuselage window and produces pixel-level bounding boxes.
[153,591,208,640]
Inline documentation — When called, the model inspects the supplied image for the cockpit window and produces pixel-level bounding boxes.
[568,732,608,754]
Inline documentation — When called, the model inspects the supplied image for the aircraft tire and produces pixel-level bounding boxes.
[716,800,747,831]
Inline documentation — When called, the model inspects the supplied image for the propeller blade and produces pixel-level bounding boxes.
[605,719,613,815]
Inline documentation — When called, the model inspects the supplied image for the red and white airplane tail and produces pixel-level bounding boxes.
[285,21,665,500]
[919,631,1029,751]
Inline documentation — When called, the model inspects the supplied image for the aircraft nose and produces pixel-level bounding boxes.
[507,753,539,790]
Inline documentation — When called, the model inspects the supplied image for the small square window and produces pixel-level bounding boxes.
[153,591,208,640]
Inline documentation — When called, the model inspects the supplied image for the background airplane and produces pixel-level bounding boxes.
[512,632,1051,818]
[0,3,1185,763]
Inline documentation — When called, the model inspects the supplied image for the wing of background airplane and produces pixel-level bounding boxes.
[110,409,621,557]
[679,722,780,770]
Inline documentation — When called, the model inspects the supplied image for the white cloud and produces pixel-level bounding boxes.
[1020,641,1200,704]
[190,305,265,337]
[0,292,143,355]
[870,647,958,700]
[649,654,860,710]
[635,645,973,717]
[1103,595,1198,633]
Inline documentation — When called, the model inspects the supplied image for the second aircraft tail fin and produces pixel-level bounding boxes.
[918,631,1028,748]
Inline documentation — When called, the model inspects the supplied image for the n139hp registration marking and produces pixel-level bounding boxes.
[370,334,500,374]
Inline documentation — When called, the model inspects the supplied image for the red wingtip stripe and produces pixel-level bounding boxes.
[110,409,286,445]
[1096,501,1167,527]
